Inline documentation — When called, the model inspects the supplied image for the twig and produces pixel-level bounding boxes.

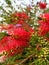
[15,54,35,65]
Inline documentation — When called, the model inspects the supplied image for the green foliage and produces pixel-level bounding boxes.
[5,0,11,5]
[0,32,9,40]
[0,0,49,65]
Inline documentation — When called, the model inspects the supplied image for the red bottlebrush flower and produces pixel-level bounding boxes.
[14,12,29,19]
[0,36,29,55]
[7,27,30,41]
[0,36,17,52]
[38,22,49,36]
[40,13,49,21]
[38,13,49,36]
[18,20,24,24]
[7,24,14,29]
[38,20,49,25]
[38,20,45,25]
[0,24,14,31]
[39,2,46,9]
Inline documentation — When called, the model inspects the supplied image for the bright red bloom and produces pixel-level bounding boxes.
[40,13,49,21]
[7,27,30,41]
[0,24,14,31]
[7,24,14,29]
[38,21,49,36]
[0,36,17,52]
[18,20,24,24]
[39,2,46,9]
[0,36,29,55]
[14,12,29,19]
[38,13,49,36]
[38,20,49,25]
[6,23,34,40]
[38,20,45,25]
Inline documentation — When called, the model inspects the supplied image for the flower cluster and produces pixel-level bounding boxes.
[12,12,29,24]
[0,12,34,56]
[38,13,49,37]
[14,12,29,19]
[0,1,49,64]
[39,2,46,9]
[0,36,29,55]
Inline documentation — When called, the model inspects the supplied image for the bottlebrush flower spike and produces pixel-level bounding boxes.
[0,36,29,55]
[38,19,49,36]
[38,13,49,36]
[18,20,25,24]
[38,23,49,36]
[14,12,29,19]
[39,13,49,21]
[7,27,31,41]
[39,2,46,9]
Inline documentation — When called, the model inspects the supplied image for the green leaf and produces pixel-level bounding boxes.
[5,0,11,5]
[0,32,9,40]
[30,35,38,45]
[0,6,3,10]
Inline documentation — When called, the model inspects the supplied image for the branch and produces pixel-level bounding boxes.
[15,54,35,65]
